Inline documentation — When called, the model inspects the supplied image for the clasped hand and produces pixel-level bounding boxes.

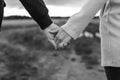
[54,27,72,49]
[44,23,72,49]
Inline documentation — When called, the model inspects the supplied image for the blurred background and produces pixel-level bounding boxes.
[0,0,107,80]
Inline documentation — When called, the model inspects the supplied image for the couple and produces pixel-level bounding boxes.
[1,0,120,80]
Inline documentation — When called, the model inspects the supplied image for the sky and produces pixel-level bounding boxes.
[4,0,99,17]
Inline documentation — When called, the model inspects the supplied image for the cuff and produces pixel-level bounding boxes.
[38,14,53,30]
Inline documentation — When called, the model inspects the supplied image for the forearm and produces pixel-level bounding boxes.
[62,0,106,40]
[62,12,93,39]
[20,0,53,30]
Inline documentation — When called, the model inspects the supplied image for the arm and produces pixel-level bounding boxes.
[62,0,107,40]
[20,0,60,49]
[19,0,53,30]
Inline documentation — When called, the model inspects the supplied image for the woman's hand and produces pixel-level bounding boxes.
[55,28,72,48]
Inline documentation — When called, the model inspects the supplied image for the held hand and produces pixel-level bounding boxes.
[44,23,60,49]
[55,28,72,48]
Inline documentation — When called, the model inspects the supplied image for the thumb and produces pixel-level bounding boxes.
[48,39,57,49]
[49,29,59,38]
[49,27,59,33]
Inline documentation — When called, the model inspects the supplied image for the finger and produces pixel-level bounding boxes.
[54,31,60,42]
[58,37,71,49]
[55,34,63,45]
[58,42,64,49]
[54,29,62,41]
[55,31,66,45]
[49,29,58,36]
[48,39,57,49]
[58,41,68,48]
[63,37,71,44]
[55,30,69,44]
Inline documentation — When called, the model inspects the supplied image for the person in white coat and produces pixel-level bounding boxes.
[54,0,120,80]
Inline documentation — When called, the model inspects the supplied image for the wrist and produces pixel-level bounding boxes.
[61,25,78,40]
[44,23,53,31]
[44,23,59,31]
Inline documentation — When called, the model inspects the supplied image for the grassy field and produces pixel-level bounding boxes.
[0,17,107,80]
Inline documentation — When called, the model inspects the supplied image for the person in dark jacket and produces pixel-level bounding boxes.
[0,0,59,48]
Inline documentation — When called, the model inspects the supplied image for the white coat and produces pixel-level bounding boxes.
[62,0,120,67]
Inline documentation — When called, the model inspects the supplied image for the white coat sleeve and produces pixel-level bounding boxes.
[62,0,107,40]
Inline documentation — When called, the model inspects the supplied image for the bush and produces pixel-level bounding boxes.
[74,37,100,69]
[7,29,48,50]
[74,37,93,55]
[0,43,64,80]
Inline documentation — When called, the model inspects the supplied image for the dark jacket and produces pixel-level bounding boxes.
[0,0,53,30]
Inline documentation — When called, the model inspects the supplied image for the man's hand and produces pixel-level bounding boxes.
[44,23,60,49]
[55,28,72,48]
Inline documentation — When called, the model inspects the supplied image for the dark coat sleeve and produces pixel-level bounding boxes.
[19,0,53,30]
[0,0,4,29]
